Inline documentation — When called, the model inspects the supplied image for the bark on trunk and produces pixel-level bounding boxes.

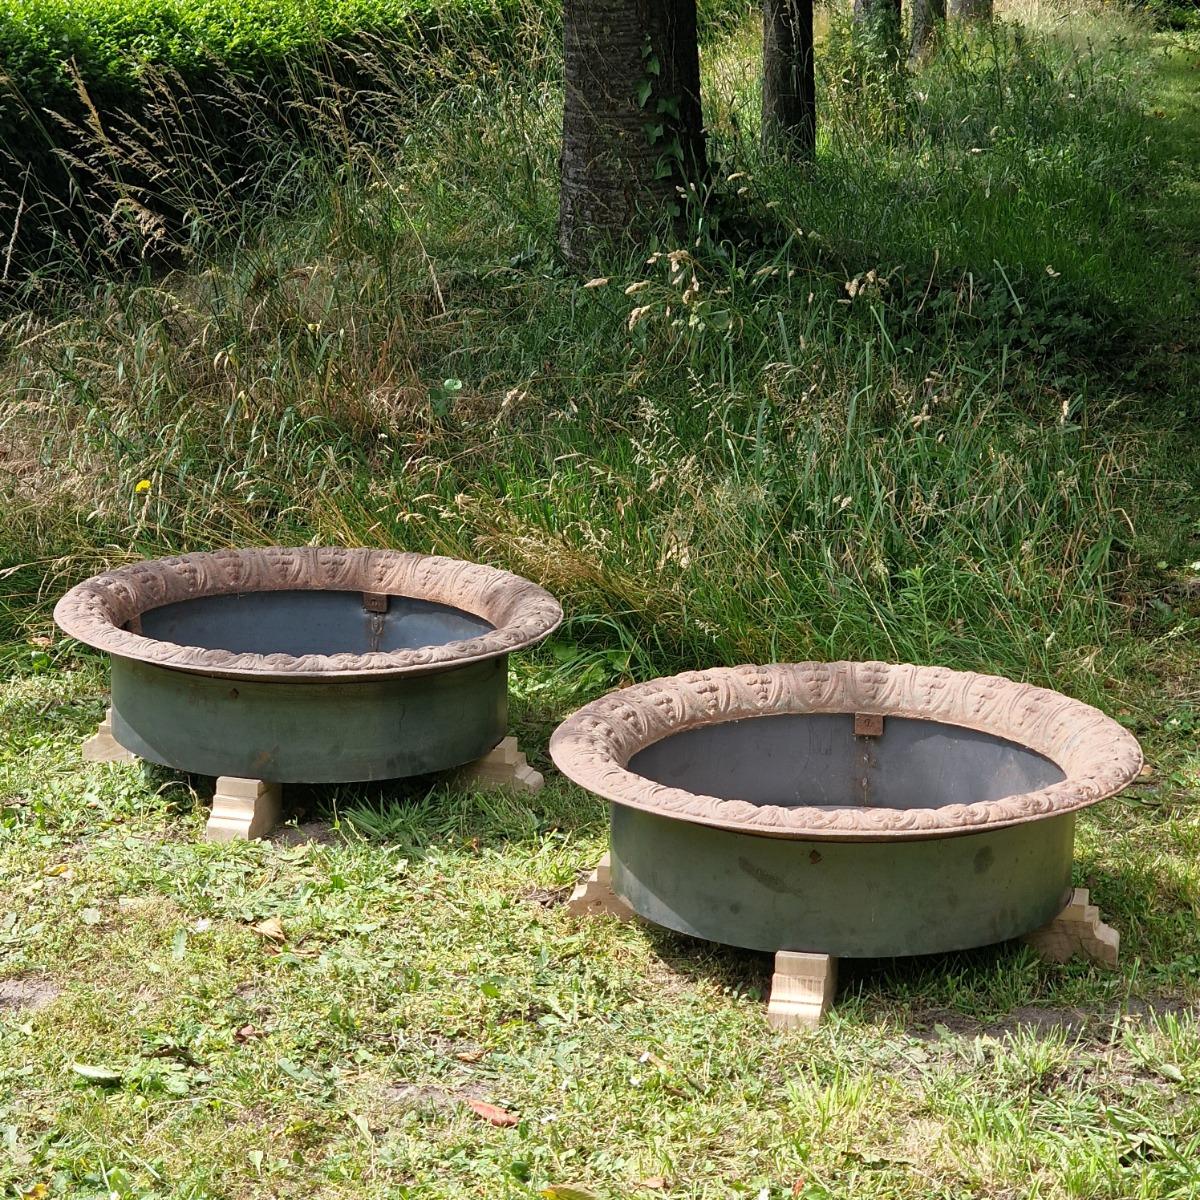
[909,0,945,59]
[950,0,992,19]
[558,0,707,263]
[762,0,815,158]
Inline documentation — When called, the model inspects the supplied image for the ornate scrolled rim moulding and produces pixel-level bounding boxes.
[549,662,1143,841]
[54,546,563,681]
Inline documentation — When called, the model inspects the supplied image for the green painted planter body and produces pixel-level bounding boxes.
[110,653,507,783]
[609,803,1076,957]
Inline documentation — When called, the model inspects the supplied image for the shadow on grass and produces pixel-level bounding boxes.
[144,757,606,856]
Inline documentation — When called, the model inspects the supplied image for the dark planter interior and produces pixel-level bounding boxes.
[139,590,493,657]
[629,713,1065,811]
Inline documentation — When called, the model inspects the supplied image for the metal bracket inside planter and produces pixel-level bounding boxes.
[854,712,884,737]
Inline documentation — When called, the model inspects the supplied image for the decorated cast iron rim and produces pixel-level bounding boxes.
[549,662,1143,841]
[54,547,563,681]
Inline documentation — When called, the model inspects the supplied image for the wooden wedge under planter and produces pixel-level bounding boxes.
[56,547,562,841]
[552,662,1142,1027]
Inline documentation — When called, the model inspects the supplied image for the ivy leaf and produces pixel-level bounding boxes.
[549,640,581,663]
[636,78,652,107]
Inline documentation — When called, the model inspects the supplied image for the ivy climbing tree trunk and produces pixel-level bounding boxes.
[853,0,903,57]
[558,0,707,263]
[761,0,815,158]
[909,0,945,59]
[950,0,992,19]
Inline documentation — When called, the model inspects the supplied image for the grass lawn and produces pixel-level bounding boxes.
[1,2,1200,1197]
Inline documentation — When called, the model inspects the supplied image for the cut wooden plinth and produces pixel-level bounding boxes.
[567,853,636,920]
[82,708,137,765]
[1022,887,1120,969]
[455,736,543,794]
[766,951,838,1031]
[205,777,283,843]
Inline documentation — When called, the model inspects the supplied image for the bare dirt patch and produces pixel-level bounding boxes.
[270,821,339,847]
[384,1079,489,1110]
[0,976,61,1013]
[522,883,572,908]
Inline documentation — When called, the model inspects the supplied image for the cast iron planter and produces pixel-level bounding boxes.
[55,547,562,783]
[550,662,1143,957]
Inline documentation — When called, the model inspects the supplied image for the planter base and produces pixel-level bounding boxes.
[455,737,543,794]
[766,951,837,1030]
[1022,888,1119,969]
[80,716,539,841]
[568,854,1121,1027]
[83,708,137,765]
[567,853,636,920]
[206,777,282,842]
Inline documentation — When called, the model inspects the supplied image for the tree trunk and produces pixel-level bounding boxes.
[909,0,945,59]
[853,0,903,57]
[558,0,707,263]
[762,0,815,158]
[950,0,992,19]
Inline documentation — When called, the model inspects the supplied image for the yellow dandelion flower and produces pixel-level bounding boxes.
[134,479,152,494]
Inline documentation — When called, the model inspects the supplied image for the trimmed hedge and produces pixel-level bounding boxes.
[0,0,753,281]
[0,0,530,107]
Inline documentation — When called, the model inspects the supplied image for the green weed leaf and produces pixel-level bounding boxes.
[70,1062,123,1085]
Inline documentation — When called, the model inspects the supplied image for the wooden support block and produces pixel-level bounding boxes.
[567,853,636,920]
[1022,888,1119,970]
[456,737,543,794]
[767,951,838,1030]
[82,708,137,765]
[205,777,283,842]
